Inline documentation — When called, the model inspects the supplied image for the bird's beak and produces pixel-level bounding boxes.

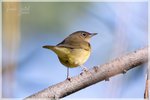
[90,33,98,37]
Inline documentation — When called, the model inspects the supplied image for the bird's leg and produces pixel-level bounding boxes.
[66,67,71,80]
[80,65,88,72]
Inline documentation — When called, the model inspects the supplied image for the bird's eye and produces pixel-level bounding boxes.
[81,33,87,37]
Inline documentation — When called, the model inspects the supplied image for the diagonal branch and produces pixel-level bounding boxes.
[25,47,148,99]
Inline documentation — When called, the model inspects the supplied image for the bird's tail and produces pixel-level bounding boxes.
[43,45,69,56]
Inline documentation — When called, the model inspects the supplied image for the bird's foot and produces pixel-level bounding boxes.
[82,67,88,72]
[66,77,71,81]
[80,65,88,72]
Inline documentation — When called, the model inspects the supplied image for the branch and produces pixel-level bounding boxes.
[144,75,149,99]
[25,47,148,99]
[144,67,149,99]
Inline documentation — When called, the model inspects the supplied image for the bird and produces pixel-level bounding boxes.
[43,31,97,80]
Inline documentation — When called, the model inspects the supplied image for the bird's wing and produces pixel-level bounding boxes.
[57,39,91,51]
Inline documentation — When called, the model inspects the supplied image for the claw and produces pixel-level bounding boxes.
[66,77,71,81]
[80,72,83,75]
[83,67,88,72]
[80,65,88,72]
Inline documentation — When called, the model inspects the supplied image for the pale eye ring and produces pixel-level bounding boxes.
[81,33,86,37]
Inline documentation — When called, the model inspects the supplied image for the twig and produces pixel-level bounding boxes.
[144,75,149,99]
[144,66,149,99]
[25,47,148,99]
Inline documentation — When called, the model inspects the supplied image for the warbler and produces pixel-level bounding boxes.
[43,31,97,79]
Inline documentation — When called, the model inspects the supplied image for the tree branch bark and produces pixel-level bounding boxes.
[25,47,148,99]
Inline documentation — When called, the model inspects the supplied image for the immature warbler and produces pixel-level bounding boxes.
[43,31,97,79]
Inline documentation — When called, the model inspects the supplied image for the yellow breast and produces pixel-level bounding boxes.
[53,47,91,68]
